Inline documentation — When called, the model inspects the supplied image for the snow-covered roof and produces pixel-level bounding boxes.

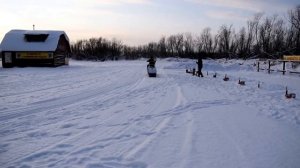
[0,29,70,52]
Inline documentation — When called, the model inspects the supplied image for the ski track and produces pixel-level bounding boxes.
[1,62,148,165]
[0,69,142,138]
[1,59,300,168]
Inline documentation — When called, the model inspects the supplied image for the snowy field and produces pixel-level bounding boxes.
[0,59,300,168]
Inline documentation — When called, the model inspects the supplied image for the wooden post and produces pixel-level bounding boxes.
[192,68,195,76]
[283,61,286,75]
[257,61,260,72]
[268,60,271,74]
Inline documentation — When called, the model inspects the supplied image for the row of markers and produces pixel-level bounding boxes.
[186,69,296,99]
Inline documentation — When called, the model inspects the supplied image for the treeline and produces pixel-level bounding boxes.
[71,6,300,60]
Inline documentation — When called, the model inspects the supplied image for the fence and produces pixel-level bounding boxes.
[257,56,300,75]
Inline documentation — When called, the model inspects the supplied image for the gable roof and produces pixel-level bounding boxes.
[0,29,70,52]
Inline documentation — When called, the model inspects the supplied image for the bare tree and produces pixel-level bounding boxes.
[218,25,236,58]
[175,34,184,57]
[183,33,194,57]
[167,35,176,57]
[147,42,158,57]
[272,17,286,57]
[236,27,247,58]
[258,15,279,58]
[71,6,299,60]
[249,13,264,56]
[288,5,300,54]
[195,34,203,54]
[158,36,167,57]
[289,5,300,30]
[201,27,214,54]
[245,17,257,57]
[110,38,123,60]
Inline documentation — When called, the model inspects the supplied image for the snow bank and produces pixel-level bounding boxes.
[163,58,256,72]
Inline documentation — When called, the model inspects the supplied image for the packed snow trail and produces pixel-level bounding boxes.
[0,59,300,168]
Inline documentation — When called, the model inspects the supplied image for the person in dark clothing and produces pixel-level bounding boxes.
[147,56,156,67]
[196,56,204,77]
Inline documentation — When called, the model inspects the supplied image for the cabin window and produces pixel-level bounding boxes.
[24,34,49,42]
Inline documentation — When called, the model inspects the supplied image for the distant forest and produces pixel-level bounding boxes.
[71,5,300,60]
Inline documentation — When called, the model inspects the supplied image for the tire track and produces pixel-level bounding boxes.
[0,68,139,122]
[0,68,145,136]
[7,69,172,167]
[1,65,146,167]
[123,83,185,161]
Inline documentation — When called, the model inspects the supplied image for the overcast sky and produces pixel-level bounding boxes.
[0,0,298,45]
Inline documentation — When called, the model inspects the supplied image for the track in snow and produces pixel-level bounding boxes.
[1,59,300,168]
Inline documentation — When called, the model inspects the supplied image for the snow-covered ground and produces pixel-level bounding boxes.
[0,59,300,168]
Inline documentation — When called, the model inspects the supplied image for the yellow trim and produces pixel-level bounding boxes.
[283,55,300,61]
[16,52,52,59]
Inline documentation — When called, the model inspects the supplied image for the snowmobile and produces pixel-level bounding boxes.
[147,64,157,77]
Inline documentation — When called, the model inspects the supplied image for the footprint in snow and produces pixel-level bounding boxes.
[60,123,76,129]
[27,131,48,138]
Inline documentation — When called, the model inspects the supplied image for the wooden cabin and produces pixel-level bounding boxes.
[1,29,71,68]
